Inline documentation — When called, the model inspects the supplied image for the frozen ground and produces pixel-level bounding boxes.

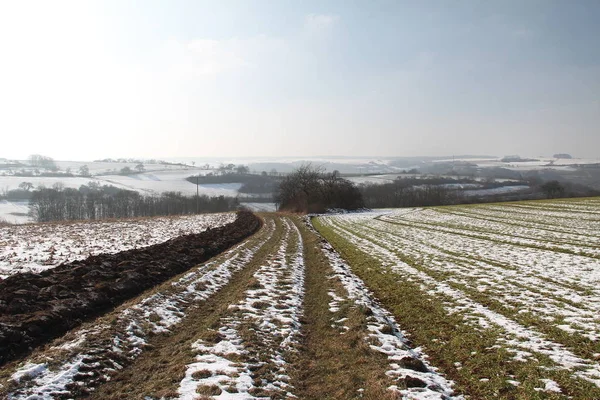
[463,185,530,196]
[346,174,526,186]
[98,171,241,196]
[0,212,235,278]
[179,218,305,399]
[469,157,600,171]
[0,169,236,197]
[4,219,276,399]
[0,168,244,224]
[0,200,29,224]
[1,160,195,176]
[311,220,460,399]
[240,202,277,212]
[319,198,600,391]
[0,176,98,192]
[434,157,600,167]
[2,215,461,399]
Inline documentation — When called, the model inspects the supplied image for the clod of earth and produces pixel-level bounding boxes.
[0,211,261,367]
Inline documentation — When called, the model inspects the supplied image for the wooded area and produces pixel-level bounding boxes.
[28,185,238,222]
[275,165,364,213]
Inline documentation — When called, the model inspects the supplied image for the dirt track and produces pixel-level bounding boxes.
[0,211,261,367]
[1,214,462,399]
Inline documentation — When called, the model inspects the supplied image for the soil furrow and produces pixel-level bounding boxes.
[0,215,273,399]
[0,211,261,367]
[85,215,285,399]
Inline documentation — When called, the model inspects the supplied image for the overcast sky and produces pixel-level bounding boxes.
[1,0,599,161]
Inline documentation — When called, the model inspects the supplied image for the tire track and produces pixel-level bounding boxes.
[1,217,275,399]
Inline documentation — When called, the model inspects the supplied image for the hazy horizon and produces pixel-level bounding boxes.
[5,154,599,164]
[2,1,599,160]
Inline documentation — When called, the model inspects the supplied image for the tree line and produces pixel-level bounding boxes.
[275,165,364,213]
[274,165,476,213]
[186,172,281,195]
[359,181,457,208]
[274,164,600,213]
[28,184,238,223]
[358,179,599,209]
[28,154,58,171]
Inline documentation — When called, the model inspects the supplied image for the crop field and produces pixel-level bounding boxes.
[0,213,235,278]
[0,213,458,400]
[315,198,600,398]
[1,198,599,399]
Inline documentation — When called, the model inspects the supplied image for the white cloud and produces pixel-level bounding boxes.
[304,14,340,32]
[164,35,286,79]
[166,38,248,77]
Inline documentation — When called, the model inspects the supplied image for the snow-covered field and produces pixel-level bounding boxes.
[463,184,530,196]
[1,160,195,176]
[468,157,600,172]
[434,156,600,169]
[0,169,244,223]
[179,218,305,398]
[0,169,232,197]
[318,198,600,393]
[2,214,460,399]
[0,176,98,192]
[240,202,277,212]
[346,173,528,185]
[4,218,276,399]
[0,200,29,224]
[312,221,460,399]
[0,213,235,278]
[96,170,241,196]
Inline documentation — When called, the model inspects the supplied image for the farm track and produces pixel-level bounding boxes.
[294,219,458,400]
[0,211,260,368]
[88,216,284,399]
[1,214,459,399]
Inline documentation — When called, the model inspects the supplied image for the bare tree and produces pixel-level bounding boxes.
[18,182,34,191]
[28,185,239,222]
[275,163,363,213]
[541,180,565,198]
[236,165,250,174]
[28,154,58,171]
[79,165,91,177]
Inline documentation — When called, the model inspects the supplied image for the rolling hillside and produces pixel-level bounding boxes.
[1,198,600,398]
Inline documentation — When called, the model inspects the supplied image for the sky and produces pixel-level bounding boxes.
[1,0,599,161]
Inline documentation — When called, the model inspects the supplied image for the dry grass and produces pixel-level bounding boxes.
[196,384,222,396]
[314,217,600,399]
[289,217,397,400]
[246,277,262,289]
[358,217,600,361]
[191,369,212,380]
[81,216,285,399]
[9,211,237,227]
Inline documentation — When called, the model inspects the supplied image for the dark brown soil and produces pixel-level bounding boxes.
[0,211,261,367]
